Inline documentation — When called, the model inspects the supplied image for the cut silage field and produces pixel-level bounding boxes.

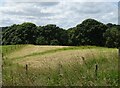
[2,45,118,86]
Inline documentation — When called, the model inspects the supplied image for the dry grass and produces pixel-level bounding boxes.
[14,48,117,70]
[7,45,68,59]
[2,45,118,86]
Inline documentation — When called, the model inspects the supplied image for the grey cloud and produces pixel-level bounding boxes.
[2,10,56,17]
[1,3,59,18]
[1,18,14,26]
[0,1,118,29]
[38,2,60,6]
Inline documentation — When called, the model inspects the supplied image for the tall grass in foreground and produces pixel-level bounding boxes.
[2,45,118,86]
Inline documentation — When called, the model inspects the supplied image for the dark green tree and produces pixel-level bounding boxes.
[40,24,68,45]
[2,22,37,45]
[2,24,19,45]
[67,27,77,46]
[50,39,59,45]
[74,19,108,46]
[17,22,37,44]
[2,19,120,48]
[104,27,120,48]
[36,36,48,45]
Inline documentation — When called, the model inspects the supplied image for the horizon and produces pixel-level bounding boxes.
[0,18,118,29]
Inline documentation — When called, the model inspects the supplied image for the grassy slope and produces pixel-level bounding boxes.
[2,45,118,86]
[1,45,27,56]
[5,45,68,59]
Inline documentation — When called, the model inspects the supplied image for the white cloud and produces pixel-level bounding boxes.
[2,0,120,2]
[0,1,118,29]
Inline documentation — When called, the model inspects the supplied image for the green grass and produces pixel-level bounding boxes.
[2,45,119,86]
[1,45,27,55]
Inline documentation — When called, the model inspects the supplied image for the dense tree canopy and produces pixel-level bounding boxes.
[2,22,37,45]
[104,26,120,48]
[1,19,120,48]
[35,24,68,45]
[68,19,108,46]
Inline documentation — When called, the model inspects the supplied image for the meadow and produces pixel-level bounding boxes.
[1,45,118,86]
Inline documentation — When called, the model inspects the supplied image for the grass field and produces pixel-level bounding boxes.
[1,45,118,86]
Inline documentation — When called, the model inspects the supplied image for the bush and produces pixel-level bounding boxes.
[36,37,48,45]
[50,39,59,45]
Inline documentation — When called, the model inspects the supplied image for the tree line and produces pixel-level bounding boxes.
[2,19,120,48]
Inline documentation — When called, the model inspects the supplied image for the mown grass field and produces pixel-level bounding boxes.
[1,45,119,86]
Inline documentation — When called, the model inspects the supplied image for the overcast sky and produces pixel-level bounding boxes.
[0,0,119,29]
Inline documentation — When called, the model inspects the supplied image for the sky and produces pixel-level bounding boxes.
[0,0,119,29]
